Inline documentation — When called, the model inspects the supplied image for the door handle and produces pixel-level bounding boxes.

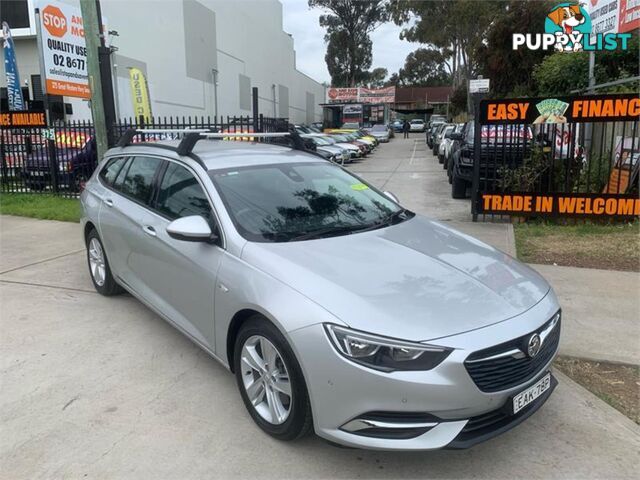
[142,225,156,237]
[103,198,113,207]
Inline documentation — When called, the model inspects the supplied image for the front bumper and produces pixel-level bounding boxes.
[288,290,560,450]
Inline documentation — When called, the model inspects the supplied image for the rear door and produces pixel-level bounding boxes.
[132,160,224,349]
[98,155,163,290]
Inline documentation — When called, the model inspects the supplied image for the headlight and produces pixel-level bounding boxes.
[324,324,452,372]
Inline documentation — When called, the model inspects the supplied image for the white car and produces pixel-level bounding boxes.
[409,119,426,132]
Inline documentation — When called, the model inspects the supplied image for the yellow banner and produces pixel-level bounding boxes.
[128,67,152,121]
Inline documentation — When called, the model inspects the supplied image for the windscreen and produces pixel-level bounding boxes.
[209,162,405,242]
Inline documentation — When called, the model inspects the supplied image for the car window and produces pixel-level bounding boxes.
[156,162,212,221]
[99,157,126,186]
[120,156,162,204]
[210,162,407,242]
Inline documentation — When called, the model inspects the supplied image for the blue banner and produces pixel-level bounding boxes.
[2,22,26,111]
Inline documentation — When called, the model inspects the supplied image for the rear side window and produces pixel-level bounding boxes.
[120,156,162,204]
[99,157,126,186]
[155,163,212,221]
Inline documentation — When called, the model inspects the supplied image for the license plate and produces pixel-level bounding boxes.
[512,372,551,414]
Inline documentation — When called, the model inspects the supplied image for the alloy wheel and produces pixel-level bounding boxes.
[88,238,106,286]
[240,335,292,425]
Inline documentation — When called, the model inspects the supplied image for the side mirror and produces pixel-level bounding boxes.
[167,215,216,243]
[383,191,400,204]
[449,132,463,141]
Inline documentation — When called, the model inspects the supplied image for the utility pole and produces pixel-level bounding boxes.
[80,0,108,160]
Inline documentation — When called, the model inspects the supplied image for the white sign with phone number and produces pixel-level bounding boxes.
[37,0,106,99]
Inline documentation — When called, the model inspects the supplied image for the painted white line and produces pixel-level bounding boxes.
[408,139,418,165]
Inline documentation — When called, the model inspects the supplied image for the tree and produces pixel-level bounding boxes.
[395,48,451,87]
[310,0,389,87]
[476,0,556,97]
[389,0,501,85]
[365,67,388,88]
[532,53,590,96]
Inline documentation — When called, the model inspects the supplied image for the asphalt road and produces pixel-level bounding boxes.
[1,137,639,478]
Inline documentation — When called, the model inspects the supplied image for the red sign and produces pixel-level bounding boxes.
[327,88,358,102]
[359,86,395,104]
[42,5,67,37]
[618,0,640,33]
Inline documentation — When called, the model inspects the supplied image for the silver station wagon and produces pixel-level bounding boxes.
[80,130,561,450]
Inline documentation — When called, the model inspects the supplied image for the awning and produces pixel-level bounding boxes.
[390,107,435,114]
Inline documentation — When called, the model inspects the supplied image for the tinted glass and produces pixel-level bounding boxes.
[120,156,162,204]
[156,163,212,221]
[99,157,126,186]
[210,162,404,242]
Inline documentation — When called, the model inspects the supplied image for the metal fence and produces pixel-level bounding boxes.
[471,118,639,222]
[1,115,290,197]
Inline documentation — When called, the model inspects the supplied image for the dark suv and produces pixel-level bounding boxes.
[23,135,97,192]
[448,124,532,199]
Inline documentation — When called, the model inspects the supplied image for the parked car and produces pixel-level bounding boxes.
[341,122,361,130]
[437,124,457,163]
[300,135,351,164]
[409,119,426,133]
[449,124,533,199]
[23,133,97,192]
[390,120,404,133]
[443,123,466,171]
[81,131,560,450]
[427,121,445,148]
[364,124,390,143]
[306,133,362,159]
[431,123,449,156]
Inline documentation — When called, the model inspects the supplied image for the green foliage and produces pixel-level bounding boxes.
[364,67,388,88]
[532,53,590,96]
[476,0,556,97]
[448,84,468,117]
[390,0,502,83]
[309,0,389,87]
[576,152,613,193]
[394,48,452,87]
[0,194,81,222]
[497,148,549,192]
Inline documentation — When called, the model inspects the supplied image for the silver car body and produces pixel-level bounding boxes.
[81,140,560,451]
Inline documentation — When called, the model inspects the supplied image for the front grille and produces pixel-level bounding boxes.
[464,313,561,393]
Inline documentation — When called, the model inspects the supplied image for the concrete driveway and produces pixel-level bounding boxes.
[1,138,639,478]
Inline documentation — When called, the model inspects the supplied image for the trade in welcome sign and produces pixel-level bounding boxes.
[37,0,106,99]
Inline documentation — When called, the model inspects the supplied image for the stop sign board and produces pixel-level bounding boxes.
[42,5,67,38]
[37,1,107,99]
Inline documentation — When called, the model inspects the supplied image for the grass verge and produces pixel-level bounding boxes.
[0,193,81,223]
[555,356,639,424]
[514,222,640,271]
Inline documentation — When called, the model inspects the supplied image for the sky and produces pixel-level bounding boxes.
[279,0,417,85]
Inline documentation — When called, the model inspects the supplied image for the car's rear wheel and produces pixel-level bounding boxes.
[234,316,312,441]
[86,229,123,296]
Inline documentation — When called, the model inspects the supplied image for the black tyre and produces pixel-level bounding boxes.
[86,229,123,296]
[451,175,468,199]
[234,316,313,441]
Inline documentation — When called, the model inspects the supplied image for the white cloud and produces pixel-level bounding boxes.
[280,0,417,85]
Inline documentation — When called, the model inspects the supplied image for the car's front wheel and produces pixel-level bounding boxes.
[234,316,312,441]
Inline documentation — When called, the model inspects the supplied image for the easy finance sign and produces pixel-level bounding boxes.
[38,1,105,99]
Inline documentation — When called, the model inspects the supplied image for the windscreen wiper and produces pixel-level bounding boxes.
[287,224,368,242]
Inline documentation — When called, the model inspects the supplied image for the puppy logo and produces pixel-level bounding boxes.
[545,3,592,52]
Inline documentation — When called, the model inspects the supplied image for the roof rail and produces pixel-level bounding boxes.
[116,128,215,148]
[176,127,308,156]
[114,126,324,164]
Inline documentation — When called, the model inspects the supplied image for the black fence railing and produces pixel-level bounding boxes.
[0,115,290,197]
